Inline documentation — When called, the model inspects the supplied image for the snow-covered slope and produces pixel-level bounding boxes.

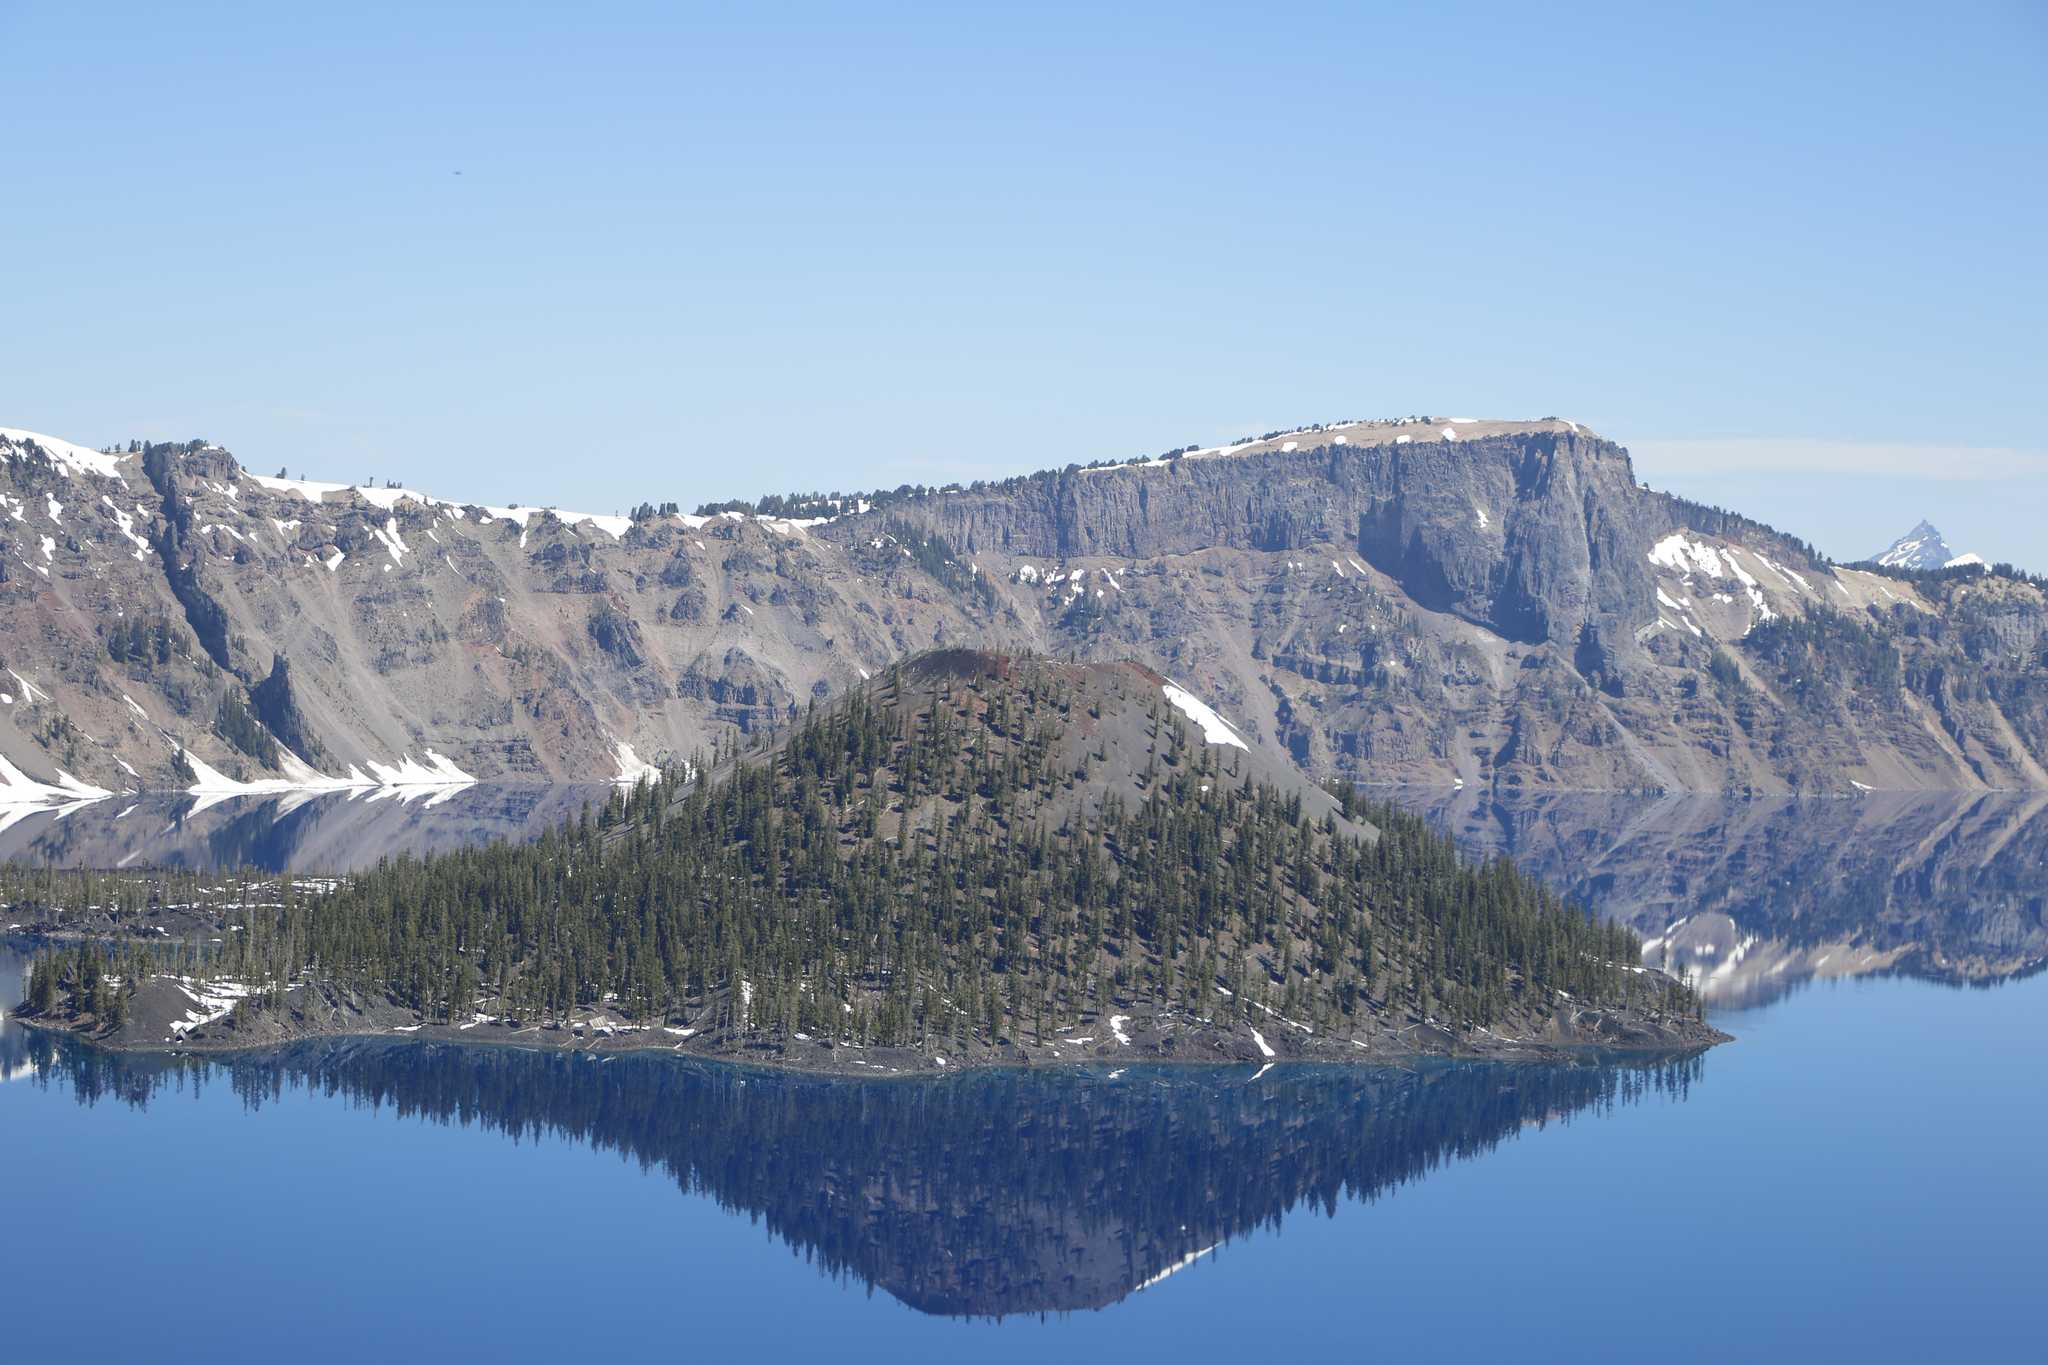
[0,428,134,482]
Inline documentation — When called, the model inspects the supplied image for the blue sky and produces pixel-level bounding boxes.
[3,2,2042,566]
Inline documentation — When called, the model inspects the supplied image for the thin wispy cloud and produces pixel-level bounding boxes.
[1630,439,2048,482]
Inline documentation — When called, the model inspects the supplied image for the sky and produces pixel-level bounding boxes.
[3,1,2043,567]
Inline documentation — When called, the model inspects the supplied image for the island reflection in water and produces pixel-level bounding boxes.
[0,1021,1699,1318]
[6,788,2041,1321]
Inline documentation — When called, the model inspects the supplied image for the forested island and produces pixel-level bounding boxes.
[7,650,1721,1069]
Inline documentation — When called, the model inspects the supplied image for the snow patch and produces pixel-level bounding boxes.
[166,976,254,1036]
[1648,533,1775,626]
[99,497,152,561]
[1,428,130,481]
[0,754,112,810]
[251,473,350,501]
[1135,1244,1219,1293]
[254,472,638,542]
[611,741,660,787]
[181,745,473,811]
[1161,682,1248,750]
[362,750,476,788]
[371,517,409,566]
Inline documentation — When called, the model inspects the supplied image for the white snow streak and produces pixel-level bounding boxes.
[1161,682,1248,750]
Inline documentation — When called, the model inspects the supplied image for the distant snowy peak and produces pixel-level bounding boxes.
[1867,520,1982,571]
[1871,520,1951,569]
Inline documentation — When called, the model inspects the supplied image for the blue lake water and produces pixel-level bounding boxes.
[4,790,2043,1360]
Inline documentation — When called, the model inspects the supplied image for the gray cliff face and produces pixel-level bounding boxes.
[891,430,1654,657]
[1,419,2042,798]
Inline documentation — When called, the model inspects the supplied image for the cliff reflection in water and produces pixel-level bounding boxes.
[0,783,613,873]
[1413,790,2048,1006]
[2,1029,1700,1317]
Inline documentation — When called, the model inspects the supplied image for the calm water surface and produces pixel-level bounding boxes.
[3,790,2042,1360]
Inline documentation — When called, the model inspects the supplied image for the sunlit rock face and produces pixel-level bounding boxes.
[2,421,2043,801]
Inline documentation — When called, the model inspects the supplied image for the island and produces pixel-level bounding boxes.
[7,650,1724,1069]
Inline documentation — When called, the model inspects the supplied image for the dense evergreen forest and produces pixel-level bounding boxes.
[12,653,1697,1050]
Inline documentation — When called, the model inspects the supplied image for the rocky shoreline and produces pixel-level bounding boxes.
[9,952,1728,1077]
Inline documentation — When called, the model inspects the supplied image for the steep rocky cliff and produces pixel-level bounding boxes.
[2,417,2042,799]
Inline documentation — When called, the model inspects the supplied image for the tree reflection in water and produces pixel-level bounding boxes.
[3,1027,1701,1317]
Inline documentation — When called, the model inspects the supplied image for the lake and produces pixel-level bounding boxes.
[3,789,2043,1360]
